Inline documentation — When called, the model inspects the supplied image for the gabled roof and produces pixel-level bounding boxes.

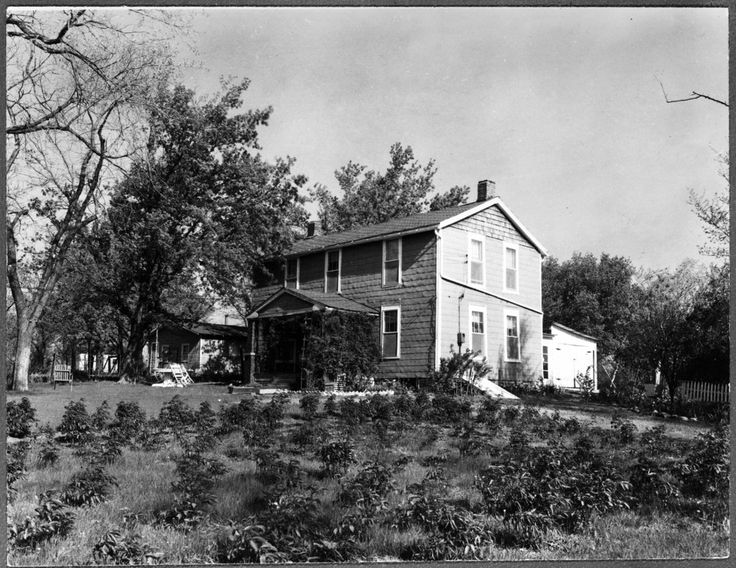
[287,197,548,257]
[247,287,378,319]
[549,322,598,342]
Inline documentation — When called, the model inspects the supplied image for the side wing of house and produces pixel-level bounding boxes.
[543,324,598,390]
[290,232,437,381]
[436,204,544,384]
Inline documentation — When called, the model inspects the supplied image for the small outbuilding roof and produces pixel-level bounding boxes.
[548,322,598,342]
[288,197,548,257]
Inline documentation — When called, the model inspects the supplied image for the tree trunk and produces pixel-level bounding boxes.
[13,323,34,392]
[119,325,149,382]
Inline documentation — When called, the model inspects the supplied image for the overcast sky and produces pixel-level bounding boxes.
[172,7,726,270]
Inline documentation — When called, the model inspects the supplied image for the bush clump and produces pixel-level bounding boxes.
[7,397,37,438]
[9,492,75,551]
[57,400,93,445]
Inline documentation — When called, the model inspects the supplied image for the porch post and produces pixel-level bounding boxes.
[248,319,257,385]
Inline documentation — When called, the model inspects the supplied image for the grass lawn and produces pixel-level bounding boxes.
[6,383,729,564]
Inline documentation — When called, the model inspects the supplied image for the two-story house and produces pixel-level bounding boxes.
[246,179,547,389]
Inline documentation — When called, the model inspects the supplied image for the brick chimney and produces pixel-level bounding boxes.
[306,221,320,237]
[477,179,496,202]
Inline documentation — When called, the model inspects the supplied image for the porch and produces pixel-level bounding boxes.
[245,288,379,390]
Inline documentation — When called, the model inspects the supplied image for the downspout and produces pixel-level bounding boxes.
[434,228,442,372]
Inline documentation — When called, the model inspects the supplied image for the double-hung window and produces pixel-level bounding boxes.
[505,310,521,361]
[470,307,486,355]
[383,238,401,286]
[285,258,299,289]
[325,249,341,293]
[469,235,485,286]
[504,243,519,292]
[381,306,400,359]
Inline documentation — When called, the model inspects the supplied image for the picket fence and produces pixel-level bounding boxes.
[678,380,730,403]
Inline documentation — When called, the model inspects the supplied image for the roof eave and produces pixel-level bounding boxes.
[285,224,437,257]
[439,197,548,257]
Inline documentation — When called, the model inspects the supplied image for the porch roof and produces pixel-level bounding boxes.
[176,321,249,339]
[246,287,378,319]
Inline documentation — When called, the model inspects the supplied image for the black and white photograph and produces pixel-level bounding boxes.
[5,5,730,564]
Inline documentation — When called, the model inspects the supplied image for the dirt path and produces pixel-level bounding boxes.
[527,397,710,439]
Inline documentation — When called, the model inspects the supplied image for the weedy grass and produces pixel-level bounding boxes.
[6,384,728,563]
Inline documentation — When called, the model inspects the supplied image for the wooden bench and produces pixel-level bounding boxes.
[49,356,72,390]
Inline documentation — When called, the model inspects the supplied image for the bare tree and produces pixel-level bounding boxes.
[6,9,177,390]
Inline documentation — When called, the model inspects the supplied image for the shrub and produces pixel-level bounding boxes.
[678,425,729,504]
[430,393,471,424]
[77,433,124,465]
[7,441,31,501]
[299,392,320,420]
[339,461,395,515]
[112,401,147,443]
[611,413,638,445]
[57,400,93,445]
[338,396,370,430]
[477,446,632,543]
[61,465,118,507]
[217,397,259,435]
[37,436,60,469]
[318,439,356,477]
[159,446,227,531]
[9,491,75,551]
[91,400,112,430]
[7,397,37,438]
[367,394,394,421]
[255,450,303,489]
[92,530,160,565]
[289,421,327,450]
[629,453,679,507]
[217,522,284,563]
[158,395,196,430]
[324,393,338,416]
[412,390,431,420]
[431,349,493,395]
[456,422,491,457]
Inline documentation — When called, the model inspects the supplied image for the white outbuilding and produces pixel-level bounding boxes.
[542,322,598,391]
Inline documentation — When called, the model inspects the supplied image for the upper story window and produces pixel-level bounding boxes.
[383,238,402,286]
[470,306,486,355]
[469,234,485,286]
[324,249,341,293]
[504,243,519,292]
[285,258,299,289]
[381,306,400,359]
[505,310,521,361]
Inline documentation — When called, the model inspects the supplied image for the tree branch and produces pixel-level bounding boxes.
[656,76,728,108]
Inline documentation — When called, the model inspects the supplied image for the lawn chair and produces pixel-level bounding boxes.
[168,363,193,386]
[49,355,73,390]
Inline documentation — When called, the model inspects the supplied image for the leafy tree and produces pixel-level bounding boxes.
[428,185,470,211]
[81,83,307,380]
[689,154,729,260]
[542,252,637,382]
[624,261,705,405]
[681,262,729,382]
[311,143,468,232]
[6,9,176,390]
